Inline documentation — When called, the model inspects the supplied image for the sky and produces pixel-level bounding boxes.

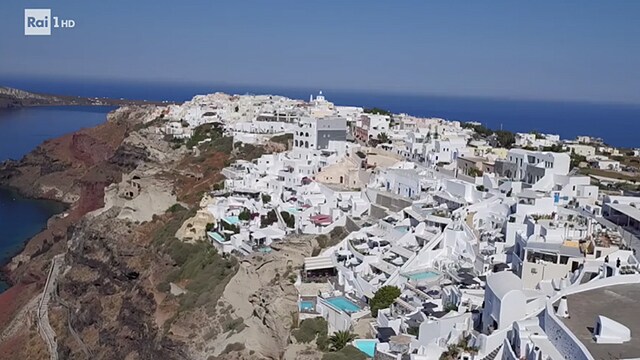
[1,1,639,104]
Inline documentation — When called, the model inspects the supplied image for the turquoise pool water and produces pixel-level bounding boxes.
[326,296,361,313]
[353,339,377,357]
[207,231,228,243]
[407,270,439,281]
[224,216,240,225]
[299,301,314,311]
[395,226,410,233]
[287,207,300,214]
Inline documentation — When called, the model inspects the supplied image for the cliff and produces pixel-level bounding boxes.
[0,105,321,360]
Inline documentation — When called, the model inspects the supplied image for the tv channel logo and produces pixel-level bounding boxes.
[25,9,75,36]
[25,9,51,35]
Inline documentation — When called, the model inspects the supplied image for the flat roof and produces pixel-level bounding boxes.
[609,203,640,222]
[526,242,583,258]
[561,283,640,359]
[371,260,397,275]
[304,256,335,271]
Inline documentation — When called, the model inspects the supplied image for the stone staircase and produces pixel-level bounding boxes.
[480,344,502,360]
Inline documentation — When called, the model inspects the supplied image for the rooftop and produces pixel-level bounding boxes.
[561,283,640,360]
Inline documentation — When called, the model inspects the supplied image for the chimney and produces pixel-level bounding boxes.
[556,296,569,318]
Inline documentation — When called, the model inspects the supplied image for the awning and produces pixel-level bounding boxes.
[304,256,336,271]
[310,214,333,225]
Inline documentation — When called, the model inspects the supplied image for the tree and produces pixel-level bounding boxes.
[261,194,271,204]
[377,132,390,144]
[570,153,587,168]
[238,208,251,221]
[281,211,295,228]
[370,285,401,317]
[363,107,391,116]
[261,210,278,228]
[495,130,515,148]
[328,331,357,351]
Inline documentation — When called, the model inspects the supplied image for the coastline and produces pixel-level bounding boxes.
[0,186,68,292]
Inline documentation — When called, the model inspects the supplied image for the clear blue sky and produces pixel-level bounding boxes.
[1,1,639,103]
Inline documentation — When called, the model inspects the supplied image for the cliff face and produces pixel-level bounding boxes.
[0,106,315,360]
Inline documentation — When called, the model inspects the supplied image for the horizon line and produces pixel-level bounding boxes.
[1,73,640,108]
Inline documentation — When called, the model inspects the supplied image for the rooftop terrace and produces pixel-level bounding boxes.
[561,283,640,360]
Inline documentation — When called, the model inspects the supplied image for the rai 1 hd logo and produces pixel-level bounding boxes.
[24,9,75,36]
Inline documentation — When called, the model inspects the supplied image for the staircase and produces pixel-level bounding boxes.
[274,206,288,231]
[480,344,502,360]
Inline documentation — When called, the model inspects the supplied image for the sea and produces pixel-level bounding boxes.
[0,78,640,292]
[0,105,113,292]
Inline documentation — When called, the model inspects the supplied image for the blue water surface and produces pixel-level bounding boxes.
[0,106,112,292]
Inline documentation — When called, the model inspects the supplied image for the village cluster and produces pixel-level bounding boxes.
[158,91,640,360]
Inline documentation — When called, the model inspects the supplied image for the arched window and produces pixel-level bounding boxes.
[294,140,299,147]
[305,141,309,148]
[305,132,310,137]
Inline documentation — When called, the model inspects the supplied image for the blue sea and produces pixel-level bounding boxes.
[0,105,113,292]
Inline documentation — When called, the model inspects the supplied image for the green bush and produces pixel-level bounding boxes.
[292,317,328,344]
[321,346,366,360]
[370,285,401,317]
[223,317,246,333]
[238,208,251,221]
[281,211,295,228]
[221,342,245,354]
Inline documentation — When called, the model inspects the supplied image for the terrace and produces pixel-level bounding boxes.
[560,283,640,359]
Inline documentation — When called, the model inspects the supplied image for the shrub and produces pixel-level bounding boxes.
[238,208,251,221]
[221,342,245,354]
[321,346,366,360]
[156,281,171,293]
[168,204,187,213]
[223,317,245,333]
[370,286,401,317]
[270,133,293,147]
[261,194,272,204]
[292,317,328,344]
[281,211,295,228]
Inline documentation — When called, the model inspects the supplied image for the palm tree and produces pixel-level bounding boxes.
[328,330,357,351]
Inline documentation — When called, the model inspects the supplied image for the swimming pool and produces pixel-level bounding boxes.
[325,296,361,313]
[406,270,439,281]
[353,339,377,357]
[299,300,314,311]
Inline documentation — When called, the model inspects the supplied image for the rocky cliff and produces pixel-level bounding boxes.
[0,105,318,360]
